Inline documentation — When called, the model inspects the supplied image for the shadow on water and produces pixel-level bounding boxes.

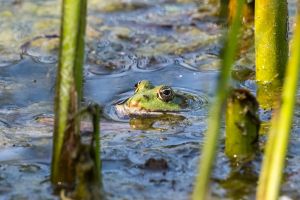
[0,0,300,199]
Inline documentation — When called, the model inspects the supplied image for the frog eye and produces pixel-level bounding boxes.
[158,86,174,102]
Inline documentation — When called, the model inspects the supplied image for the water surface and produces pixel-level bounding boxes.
[0,0,299,199]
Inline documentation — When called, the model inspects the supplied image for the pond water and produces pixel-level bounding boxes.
[0,0,299,199]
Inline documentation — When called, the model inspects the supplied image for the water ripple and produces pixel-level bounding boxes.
[131,55,173,72]
[20,35,59,64]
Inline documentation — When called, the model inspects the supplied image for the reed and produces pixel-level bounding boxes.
[192,1,244,199]
[73,105,103,199]
[51,0,87,184]
[225,89,259,161]
[256,5,300,199]
[228,0,254,24]
[255,0,288,109]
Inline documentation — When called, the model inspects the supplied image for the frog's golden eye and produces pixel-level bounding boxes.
[157,86,174,102]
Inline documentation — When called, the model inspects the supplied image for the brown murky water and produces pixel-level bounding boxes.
[0,0,299,199]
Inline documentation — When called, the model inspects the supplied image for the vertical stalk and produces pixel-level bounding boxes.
[255,0,288,109]
[219,0,229,19]
[51,0,87,184]
[228,0,254,24]
[91,105,102,186]
[74,0,87,101]
[192,1,244,199]
[256,6,300,200]
[225,89,259,161]
[74,105,103,199]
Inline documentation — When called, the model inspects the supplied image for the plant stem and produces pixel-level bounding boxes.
[256,7,300,200]
[255,0,288,109]
[51,0,87,184]
[91,105,102,185]
[225,89,259,161]
[192,1,244,199]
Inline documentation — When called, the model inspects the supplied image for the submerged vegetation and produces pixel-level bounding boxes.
[0,0,300,199]
[225,89,259,161]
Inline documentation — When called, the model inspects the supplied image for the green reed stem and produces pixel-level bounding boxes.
[91,105,102,185]
[255,0,288,109]
[73,105,103,199]
[51,0,87,184]
[256,6,300,200]
[192,1,244,199]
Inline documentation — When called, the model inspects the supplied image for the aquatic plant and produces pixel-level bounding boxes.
[192,0,244,199]
[219,0,229,19]
[228,0,254,24]
[52,0,87,185]
[255,0,288,109]
[51,0,103,198]
[225,89,259,161]
[256,4,300,199]
[73,105,103,199]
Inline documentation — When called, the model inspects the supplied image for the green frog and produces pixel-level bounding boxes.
[115,80,191,117]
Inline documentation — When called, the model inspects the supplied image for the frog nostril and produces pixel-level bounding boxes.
[134,82,141,93]
[143,95,150,100]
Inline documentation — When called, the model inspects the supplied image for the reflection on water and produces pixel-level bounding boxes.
[0,0,299,200]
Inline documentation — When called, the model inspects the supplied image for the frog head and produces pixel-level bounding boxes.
[116,80,188,116]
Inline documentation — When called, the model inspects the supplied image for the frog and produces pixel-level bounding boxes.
[115,80,191,117]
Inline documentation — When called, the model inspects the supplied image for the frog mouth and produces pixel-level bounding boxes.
[114,103,183,117]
